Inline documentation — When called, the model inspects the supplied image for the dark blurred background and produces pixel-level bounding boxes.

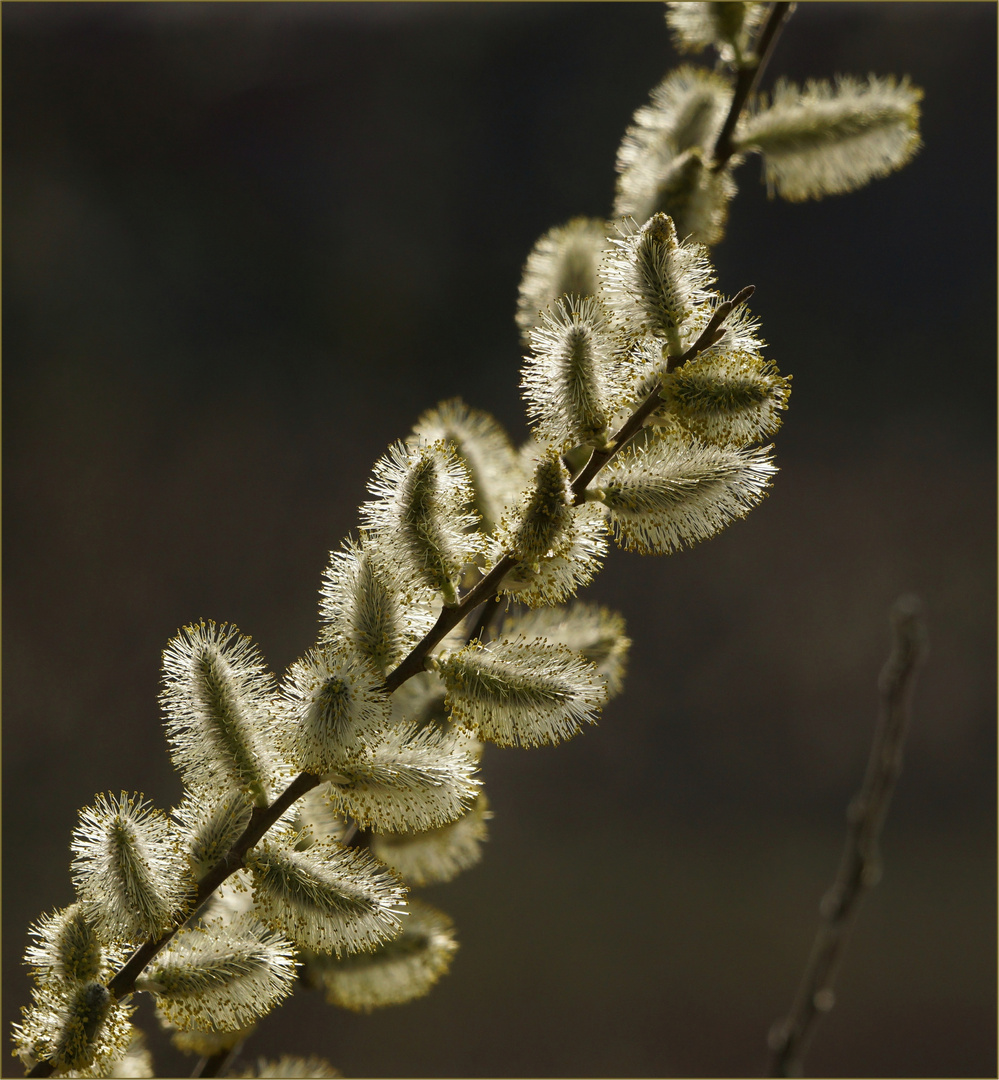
[3,3,995,1077]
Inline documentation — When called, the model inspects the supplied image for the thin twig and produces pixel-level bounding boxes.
[381,553,518,693]
[766,594,928,1078]
[711,2,796,172]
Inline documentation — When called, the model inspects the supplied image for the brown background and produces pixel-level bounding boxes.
[3,3,995,1077]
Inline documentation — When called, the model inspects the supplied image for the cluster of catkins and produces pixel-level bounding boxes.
[14,4,922,1076]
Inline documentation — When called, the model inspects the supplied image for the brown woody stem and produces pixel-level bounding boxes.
[766,595,928,1078]
[711,2,796,172]
[570,285,756,502]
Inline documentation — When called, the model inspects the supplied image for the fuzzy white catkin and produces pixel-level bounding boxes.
[361,440,487,604]
[173,791,254,878]
[24,904,111,984]
[160,621,284,806]
[319,537,438,677]
[303,900,458,1013]
[138,914,298,1032]
[13,979,135,1077]
[657,348,791,447]
[516,217,612,344]
[735,74,923,201]
[614,66,738,242]
[494,447,577,565]
[278,647,391,775]
[410,398,525,531]
[322,722,481,833]
[595,434,777,555]
[664,2,769,63]
[437,636,608,748]
[245,836,408,958]
[501,603,631,699]
[70,792,195,945]
[492,500,609,609]
[522,295,632,452]
[371,793,493,887]
[600,213,717,355]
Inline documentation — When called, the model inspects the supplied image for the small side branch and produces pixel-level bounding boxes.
[766,594,928,1078]
[570,285,756,501]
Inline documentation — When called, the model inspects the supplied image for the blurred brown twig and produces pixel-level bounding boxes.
[767,594,929,1077]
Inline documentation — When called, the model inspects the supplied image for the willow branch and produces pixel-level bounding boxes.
[766,594,928,1078]
[711,1,795,172]
[25,271,761,1077]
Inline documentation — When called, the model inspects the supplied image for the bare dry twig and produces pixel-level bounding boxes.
[766,594,929,1078]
